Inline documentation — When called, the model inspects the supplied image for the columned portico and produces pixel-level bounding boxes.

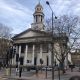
[24,45,28,65]
[32,44,35,65]
[12,2,68,67]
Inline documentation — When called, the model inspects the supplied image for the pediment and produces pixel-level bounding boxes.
[13,29,49,39]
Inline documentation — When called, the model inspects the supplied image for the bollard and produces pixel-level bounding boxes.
[6,68,10,76]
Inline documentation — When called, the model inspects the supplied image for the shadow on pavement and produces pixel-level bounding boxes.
[69,76,80,80]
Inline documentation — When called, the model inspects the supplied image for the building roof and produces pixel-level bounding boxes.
[12,28,50,39]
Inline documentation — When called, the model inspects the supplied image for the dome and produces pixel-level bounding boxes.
[35,3,43,12]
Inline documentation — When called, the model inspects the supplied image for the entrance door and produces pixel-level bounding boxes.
[34,57,37,65]
[19,57,24,65]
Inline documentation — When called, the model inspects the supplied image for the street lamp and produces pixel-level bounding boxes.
[46,1,57,80]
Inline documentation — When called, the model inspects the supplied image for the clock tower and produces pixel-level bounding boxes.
[31,3,45,31]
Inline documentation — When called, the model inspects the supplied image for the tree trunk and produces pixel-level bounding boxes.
[60,61,65,74]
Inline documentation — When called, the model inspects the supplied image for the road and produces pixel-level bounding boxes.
[0,67,80,80]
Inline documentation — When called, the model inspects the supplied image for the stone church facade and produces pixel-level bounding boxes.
[12,3,68,67]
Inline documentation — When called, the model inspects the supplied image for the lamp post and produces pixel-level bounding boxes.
[46,1,57,80]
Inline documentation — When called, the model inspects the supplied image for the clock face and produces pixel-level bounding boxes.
[36,7,41,11]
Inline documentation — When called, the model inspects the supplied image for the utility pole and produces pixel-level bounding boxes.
[46,1,54,80]
[46,1,57,80]
[51,11,54,80]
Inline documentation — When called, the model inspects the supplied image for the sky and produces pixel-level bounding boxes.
[0,0,80,34]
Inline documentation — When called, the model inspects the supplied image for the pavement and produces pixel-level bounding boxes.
[0,67,80,80]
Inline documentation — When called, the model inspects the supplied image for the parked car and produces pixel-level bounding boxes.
[42,66,58,71]
[42,66,52,71]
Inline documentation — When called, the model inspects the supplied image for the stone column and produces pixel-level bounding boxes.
[19,45,21,57]
[13,46,18,65]
[64,55,68,69]
[16,46,18,53]
[32,44,35,65]
[48,44,51,66]
[24,45,28,65]
[40,44,42,58]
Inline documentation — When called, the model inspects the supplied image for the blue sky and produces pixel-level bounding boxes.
[0,0,80,34]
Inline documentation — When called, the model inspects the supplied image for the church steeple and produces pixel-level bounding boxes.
[31,2,45,31]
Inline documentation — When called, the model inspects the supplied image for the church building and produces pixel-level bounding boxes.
[12,3,68,67]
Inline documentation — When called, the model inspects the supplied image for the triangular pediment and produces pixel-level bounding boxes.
[13,29,49,39]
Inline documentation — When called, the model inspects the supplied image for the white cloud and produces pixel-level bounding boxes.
[46,0,80,16]
[0,0,80,34]
[0,0,33,34]
[0,0,32,17]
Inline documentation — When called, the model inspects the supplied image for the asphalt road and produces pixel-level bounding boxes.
[0,67,80,80]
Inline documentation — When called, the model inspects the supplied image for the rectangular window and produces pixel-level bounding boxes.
[42,44,48,53]
[21,44,26,53]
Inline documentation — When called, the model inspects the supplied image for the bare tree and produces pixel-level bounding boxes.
[45,15,80,73]
[0,23,12,38]
[0,23,13,65]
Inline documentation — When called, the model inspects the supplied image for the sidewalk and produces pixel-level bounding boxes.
[1,67,80,80]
